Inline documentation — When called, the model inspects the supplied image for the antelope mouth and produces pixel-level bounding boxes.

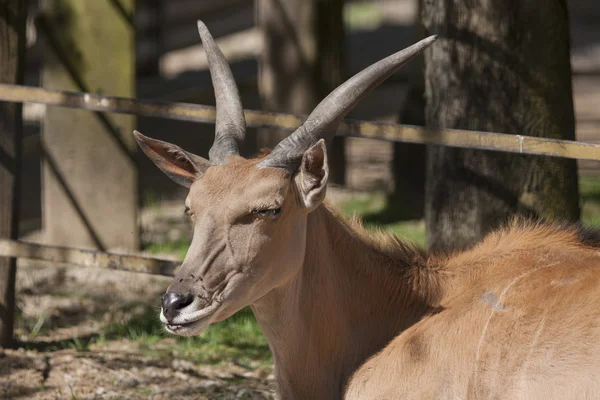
[160,298,222,336]
[161,271,249,336]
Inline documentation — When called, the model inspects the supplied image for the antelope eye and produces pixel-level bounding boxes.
[253,208,281,217]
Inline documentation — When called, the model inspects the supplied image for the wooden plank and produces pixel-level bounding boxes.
[136,0,254,68]
[0,239,179,277]
[1,84,600,162]
[164,0,251,26]
[136,0,252,33]
[162,5,255,53]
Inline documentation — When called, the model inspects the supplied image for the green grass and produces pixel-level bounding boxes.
[93,302,271,366]
[146,239,191,260]
[343,1,383,31]
[340,194,427,246]
[337,176,600,248]
[580,176,600,227]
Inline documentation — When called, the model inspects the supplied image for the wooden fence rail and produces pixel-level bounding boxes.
[3,83,600,162]
[0,239,179,277]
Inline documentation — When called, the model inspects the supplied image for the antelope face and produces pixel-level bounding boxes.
[134,131,329,336]
[145,147,327,336]
[170,163,304,333]
[135,21,436,336]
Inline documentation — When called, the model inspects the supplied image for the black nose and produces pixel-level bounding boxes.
[162,292,194,322]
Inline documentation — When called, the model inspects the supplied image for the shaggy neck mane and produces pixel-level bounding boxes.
[318,203,436,273]
[252,203,445,399]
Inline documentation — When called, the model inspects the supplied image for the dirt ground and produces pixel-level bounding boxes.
[0,346,274,400]
[2,259,276,400]
[1,259,276,400]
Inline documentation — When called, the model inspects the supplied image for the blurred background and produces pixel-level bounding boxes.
[2,0,600,398]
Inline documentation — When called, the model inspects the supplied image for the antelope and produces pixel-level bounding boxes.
[134,21,600,400]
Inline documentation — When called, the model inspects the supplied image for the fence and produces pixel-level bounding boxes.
[0,238,178,277]
[1,82,600,343]
[4,84,600,161]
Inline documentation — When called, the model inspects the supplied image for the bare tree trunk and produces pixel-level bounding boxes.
[0,0,27,348]
[422,0,580,252]
[257,0,346,184]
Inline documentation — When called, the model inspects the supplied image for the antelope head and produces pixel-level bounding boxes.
[134,21,436,336]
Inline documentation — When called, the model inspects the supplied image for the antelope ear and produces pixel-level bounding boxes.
[296,139,329,211]
[134,130,210,188]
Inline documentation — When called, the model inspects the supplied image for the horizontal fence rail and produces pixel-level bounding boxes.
[0,239,179,277]
[2,83,600,162]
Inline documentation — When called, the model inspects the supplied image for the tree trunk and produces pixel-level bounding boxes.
[422,0,580,252]
[257,0,346,184]
[0,0,27,348]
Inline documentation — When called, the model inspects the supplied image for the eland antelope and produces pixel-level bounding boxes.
[134,21,600,400]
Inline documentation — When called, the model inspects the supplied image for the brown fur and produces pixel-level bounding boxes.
[343,217,600,400]
[137,137,600,400]
[256,200,600,399]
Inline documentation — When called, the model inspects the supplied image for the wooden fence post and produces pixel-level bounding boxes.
[0,0,27,348]
[40,0,138,252]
